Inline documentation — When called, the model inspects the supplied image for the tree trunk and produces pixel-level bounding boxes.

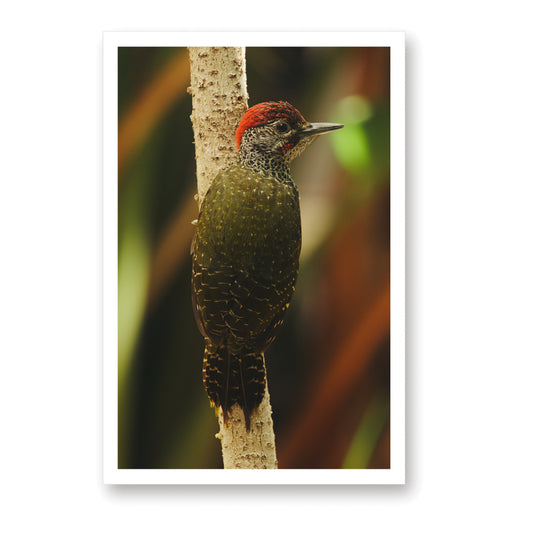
[188,46,278,469]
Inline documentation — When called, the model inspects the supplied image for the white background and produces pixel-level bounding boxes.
[1,2,532,532]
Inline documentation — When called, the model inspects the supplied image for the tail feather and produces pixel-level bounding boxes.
[203,341,266,430]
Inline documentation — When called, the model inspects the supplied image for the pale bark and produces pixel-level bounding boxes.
[188,46,278,469]
[188,46,248,205]
[216,380,278,469]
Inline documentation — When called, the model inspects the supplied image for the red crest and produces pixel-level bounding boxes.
[235,101,306,148]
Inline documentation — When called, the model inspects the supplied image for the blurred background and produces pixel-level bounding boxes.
[118,47,390,469]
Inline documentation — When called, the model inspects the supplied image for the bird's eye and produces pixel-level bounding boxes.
[275,121,290,134]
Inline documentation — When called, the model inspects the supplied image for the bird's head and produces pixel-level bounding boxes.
[235,101,343,163]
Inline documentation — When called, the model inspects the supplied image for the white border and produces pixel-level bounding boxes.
[103,32,405,484]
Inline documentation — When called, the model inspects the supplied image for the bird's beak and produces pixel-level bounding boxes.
[298,122,344,137]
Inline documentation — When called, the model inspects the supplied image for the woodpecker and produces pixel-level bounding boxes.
[192,101,343,430]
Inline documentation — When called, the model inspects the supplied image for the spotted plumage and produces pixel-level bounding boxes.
[192,101,343,430]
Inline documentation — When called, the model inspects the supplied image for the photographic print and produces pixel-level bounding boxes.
[103,32,405,483]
